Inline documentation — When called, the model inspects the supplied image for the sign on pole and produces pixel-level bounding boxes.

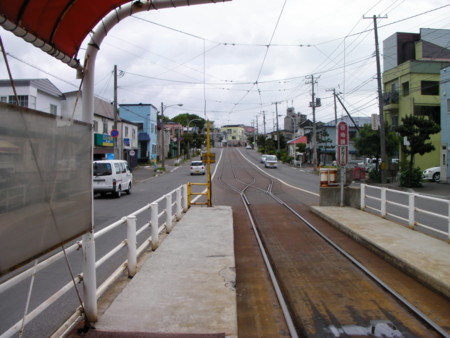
[336,121,349,167]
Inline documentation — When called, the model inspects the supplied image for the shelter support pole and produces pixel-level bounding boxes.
[82,233,97,323]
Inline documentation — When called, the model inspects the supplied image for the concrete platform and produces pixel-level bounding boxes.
[93,206,237,337]
[311,206,450,299]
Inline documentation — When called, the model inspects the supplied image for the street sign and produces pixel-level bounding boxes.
[201,152,216,163]
[110,129,119,138]
[129,150,135,156]
[337,145,348,166]
[337,121,348,146]
[336,121,349,166]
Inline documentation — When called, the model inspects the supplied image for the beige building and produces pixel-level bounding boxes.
[220,125,246,146]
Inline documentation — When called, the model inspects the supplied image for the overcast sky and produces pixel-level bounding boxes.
[1,0,449,131]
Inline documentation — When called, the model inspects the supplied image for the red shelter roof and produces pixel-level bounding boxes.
[0,1,129,59]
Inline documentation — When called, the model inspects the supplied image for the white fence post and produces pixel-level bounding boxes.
[360,184,366,210]
[176,187,182,220]
[448,201,450,244]
[82,232,97,323]
[380,188,386,218]
[408,193,415,229]
[126,216,137,277]
[166,193,173,233]
[151,202,159,250]
[182,184,188,212]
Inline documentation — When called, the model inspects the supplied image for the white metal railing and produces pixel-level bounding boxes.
[0,184,189,338]
[360,183,450,242]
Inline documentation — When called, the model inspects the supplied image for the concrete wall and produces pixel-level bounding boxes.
[319,185,361,209]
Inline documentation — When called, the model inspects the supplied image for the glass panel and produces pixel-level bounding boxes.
[0,103,92,276]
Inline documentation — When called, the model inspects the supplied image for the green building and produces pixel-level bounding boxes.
[382,28,450,170]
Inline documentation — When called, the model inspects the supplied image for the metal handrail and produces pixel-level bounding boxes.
[0,184,188,337]
[361,184,450,242]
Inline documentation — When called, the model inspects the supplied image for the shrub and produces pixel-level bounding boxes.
[399,167,423,187]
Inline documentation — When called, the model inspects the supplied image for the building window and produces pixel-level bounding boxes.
[102,119,108,134]
[402,82,409,96]
[421,81,439,96]
[0,96,7,102]
[132,129,136,140]
[9,95,28,107]
[50,104,57,115]
[93,120,98,132]
[391,115,399,128]
[125,126,129,137]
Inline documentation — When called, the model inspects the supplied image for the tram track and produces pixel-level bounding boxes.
[214,148,449,337]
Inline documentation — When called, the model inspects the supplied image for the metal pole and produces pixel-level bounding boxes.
[207,120,212,207]
[360,184,366,210]
[160,102,165,168]
[150,202,159,250]
[176,187,182,220]
[371,15,388,184]
[113,65,119,159]
[275,102,280,153]
[182,184,188,212]
[126,216,137,277]
[82,233,97,323]
[166,193,173,232]
[312,76,318,169]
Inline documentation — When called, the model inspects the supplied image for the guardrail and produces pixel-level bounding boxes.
[0,184,188,337]
[360,184,450,243]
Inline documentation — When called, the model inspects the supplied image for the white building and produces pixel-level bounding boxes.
[0,78,64,115]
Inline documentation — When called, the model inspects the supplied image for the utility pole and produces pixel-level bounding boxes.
[113,65,119,160]
[306,75,320,169]
[160,102,165,168]
[365,14,388,183]
[275,102,280,153]
[262,111,266,151]
[263,111,266,136]
[326,88,338,125]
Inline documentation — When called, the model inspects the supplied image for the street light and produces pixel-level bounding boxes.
[160,103,183,168]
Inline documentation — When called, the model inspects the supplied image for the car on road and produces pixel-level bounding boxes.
[245,144,252,149]
[423,166,440,182]
[93,160,133,198]
[260,154,268,163]
[264,155,278,168]
[190,161,205,175]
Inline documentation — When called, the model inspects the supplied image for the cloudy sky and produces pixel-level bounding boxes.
[1,0,449,131]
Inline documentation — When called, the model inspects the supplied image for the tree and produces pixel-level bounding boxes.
[171,113,205,130]
[395,115,441,172]
[318,128,334,164]
[353,123,399,164]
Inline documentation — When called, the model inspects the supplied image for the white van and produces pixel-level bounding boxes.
[93,160,133,198]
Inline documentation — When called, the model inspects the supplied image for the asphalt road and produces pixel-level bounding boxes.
[0,158,207,338]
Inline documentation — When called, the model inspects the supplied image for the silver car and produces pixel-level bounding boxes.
[264,155,278,168]
[423,167,440,182]
[190,161,205,175]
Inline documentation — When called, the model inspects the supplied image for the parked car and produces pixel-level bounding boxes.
[190,161,205,175]
[264,155,278,168]
[260,154,268,163]
[423,167,440,182]
[93,160,133,198]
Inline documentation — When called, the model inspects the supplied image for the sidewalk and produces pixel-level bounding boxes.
[86,206,237,337]
[311,206,450,299]
[132,157,191,183]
